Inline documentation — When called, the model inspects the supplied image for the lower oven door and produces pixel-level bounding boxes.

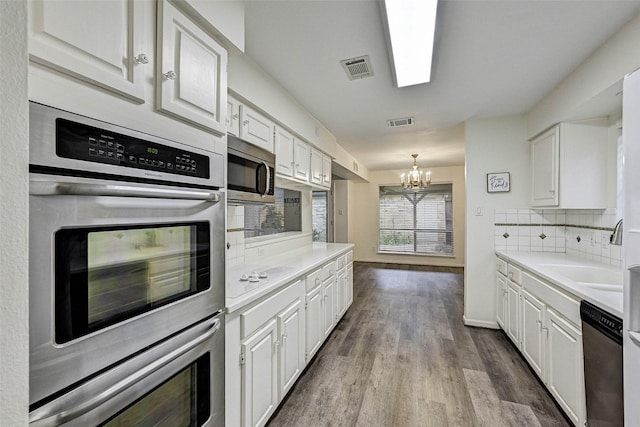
[29,315,224,427]
[29,174,225,405]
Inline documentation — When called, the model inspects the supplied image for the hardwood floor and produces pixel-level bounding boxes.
[267,262,572,427]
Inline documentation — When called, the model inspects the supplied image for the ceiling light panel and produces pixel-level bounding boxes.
[381,0,438,88]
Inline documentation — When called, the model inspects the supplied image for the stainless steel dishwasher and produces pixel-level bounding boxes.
[580,300,624,427]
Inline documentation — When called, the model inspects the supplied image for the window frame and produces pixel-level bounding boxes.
[377,183,454,257]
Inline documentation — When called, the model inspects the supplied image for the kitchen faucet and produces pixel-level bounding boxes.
[610,219,623,245]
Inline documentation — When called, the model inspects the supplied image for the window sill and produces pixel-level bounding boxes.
[377,251,455,258]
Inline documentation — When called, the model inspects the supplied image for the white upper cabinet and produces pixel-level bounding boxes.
[322,155,332,187]
[311,149,332,188]
[227,95,241,137]
[240,104,275,153]
[293,139,310,181]
[275,126,296,177]
[28,0,146,103]
[531,122,608,208]
[157,0,228,135]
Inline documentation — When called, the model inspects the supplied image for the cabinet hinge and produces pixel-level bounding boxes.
[305,351,308,362]
[239,353,245,365]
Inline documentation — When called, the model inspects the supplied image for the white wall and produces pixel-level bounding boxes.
[333,180,349,243]
[527,13,640,138]
[464,115,530,327]
[351,166,465,267]
[182,0,245,53]
[0,0,29,424]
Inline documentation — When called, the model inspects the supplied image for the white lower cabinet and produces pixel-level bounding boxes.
[506,280,521,346]
[241,319,279,427]
[278,299,305,397]
[496,273,507,329]
[521,289,545,379]
[228,249,354,427]
[305,284,323,361]
[495,256,586,426]
[546,308,584,426]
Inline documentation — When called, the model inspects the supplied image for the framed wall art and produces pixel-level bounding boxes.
[487,172,510,193]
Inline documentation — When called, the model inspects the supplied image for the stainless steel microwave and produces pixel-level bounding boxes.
[227,135,275,204]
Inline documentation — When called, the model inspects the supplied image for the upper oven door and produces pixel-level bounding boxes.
[29,173,225,405]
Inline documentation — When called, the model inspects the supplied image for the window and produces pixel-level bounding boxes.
[378,184,453,255]
[244,188,301,238]
[312,191,328,242]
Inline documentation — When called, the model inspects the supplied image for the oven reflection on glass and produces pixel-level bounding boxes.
[100,355,209,427]
[86,225,195,326]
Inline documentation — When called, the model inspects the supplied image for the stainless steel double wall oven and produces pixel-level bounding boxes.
[28,102,226,426]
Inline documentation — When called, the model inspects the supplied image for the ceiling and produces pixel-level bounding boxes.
[243,0,640,171]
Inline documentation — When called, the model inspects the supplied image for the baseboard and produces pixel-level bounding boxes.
[463,315,500,329]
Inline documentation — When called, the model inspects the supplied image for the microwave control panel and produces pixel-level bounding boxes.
[55,118,211,179]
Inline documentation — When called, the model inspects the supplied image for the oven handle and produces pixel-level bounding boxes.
[29,317,222,426]
[30,181,221,202]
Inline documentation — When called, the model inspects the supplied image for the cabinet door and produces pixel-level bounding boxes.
[28,0,146,102]
[521,289,545,380]
[506,280,521,346]
[546,309,585,426]
[275,127,295,177]
[241,319,279,427]
[322,279,336,337]
[310,149,323,185]
[336,269,347,319]
[278,299,304,398]
[346,264,353,307]
[240,105,274,152]
[227,96,241,136]
[322,155,332,187]
[293,140,310,181]
[305,286,323,361]
[531,125,559,206]
[496,273,507,329]
[157,0,227,135]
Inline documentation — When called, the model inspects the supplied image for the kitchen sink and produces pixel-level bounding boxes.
[540,263,623,286]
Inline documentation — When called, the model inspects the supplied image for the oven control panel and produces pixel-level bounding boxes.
[55,118,211,179]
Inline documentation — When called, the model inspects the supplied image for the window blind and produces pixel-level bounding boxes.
[378,184,453,255]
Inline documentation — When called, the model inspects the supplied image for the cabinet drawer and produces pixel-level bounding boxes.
[322,261,336,281]
[507,264,522,284]
[346,251,353,264]
[496,257,507,276]
[306,268,322,292]
[522,272,580,326]
[241,279,302,339]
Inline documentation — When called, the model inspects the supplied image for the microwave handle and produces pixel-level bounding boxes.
[256,161,271,198]
[30,181,221,202]
[29,317,222,426]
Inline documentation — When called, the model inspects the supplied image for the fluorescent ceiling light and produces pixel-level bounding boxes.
[381,0,438,88]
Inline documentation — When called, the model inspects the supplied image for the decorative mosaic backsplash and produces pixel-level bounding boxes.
[494,208,622,266]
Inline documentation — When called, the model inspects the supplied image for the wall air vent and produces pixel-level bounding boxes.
[340,55,374,80]
[387,117,415,128]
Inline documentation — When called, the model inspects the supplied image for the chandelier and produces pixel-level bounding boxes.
[400,154,431,190]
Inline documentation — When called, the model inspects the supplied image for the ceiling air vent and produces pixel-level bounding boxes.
[340,55,374,80]
[387,117,415,128]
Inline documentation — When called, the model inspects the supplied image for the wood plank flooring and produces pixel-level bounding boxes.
[267,262,572,427]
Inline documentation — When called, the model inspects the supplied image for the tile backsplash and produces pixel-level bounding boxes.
[494,208,622,266]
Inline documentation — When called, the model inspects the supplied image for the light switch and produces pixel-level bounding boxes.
[475,206,483,216]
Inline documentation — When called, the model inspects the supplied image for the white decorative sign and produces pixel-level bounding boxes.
[487,172,510,193]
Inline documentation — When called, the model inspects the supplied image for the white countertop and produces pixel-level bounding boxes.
[495,250,623,318]
[226,242,355,313]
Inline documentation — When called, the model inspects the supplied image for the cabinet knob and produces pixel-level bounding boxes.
[134,53,149,64]
[243,120,249,126]
[162,70,177,80]
[226,242,231,250]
